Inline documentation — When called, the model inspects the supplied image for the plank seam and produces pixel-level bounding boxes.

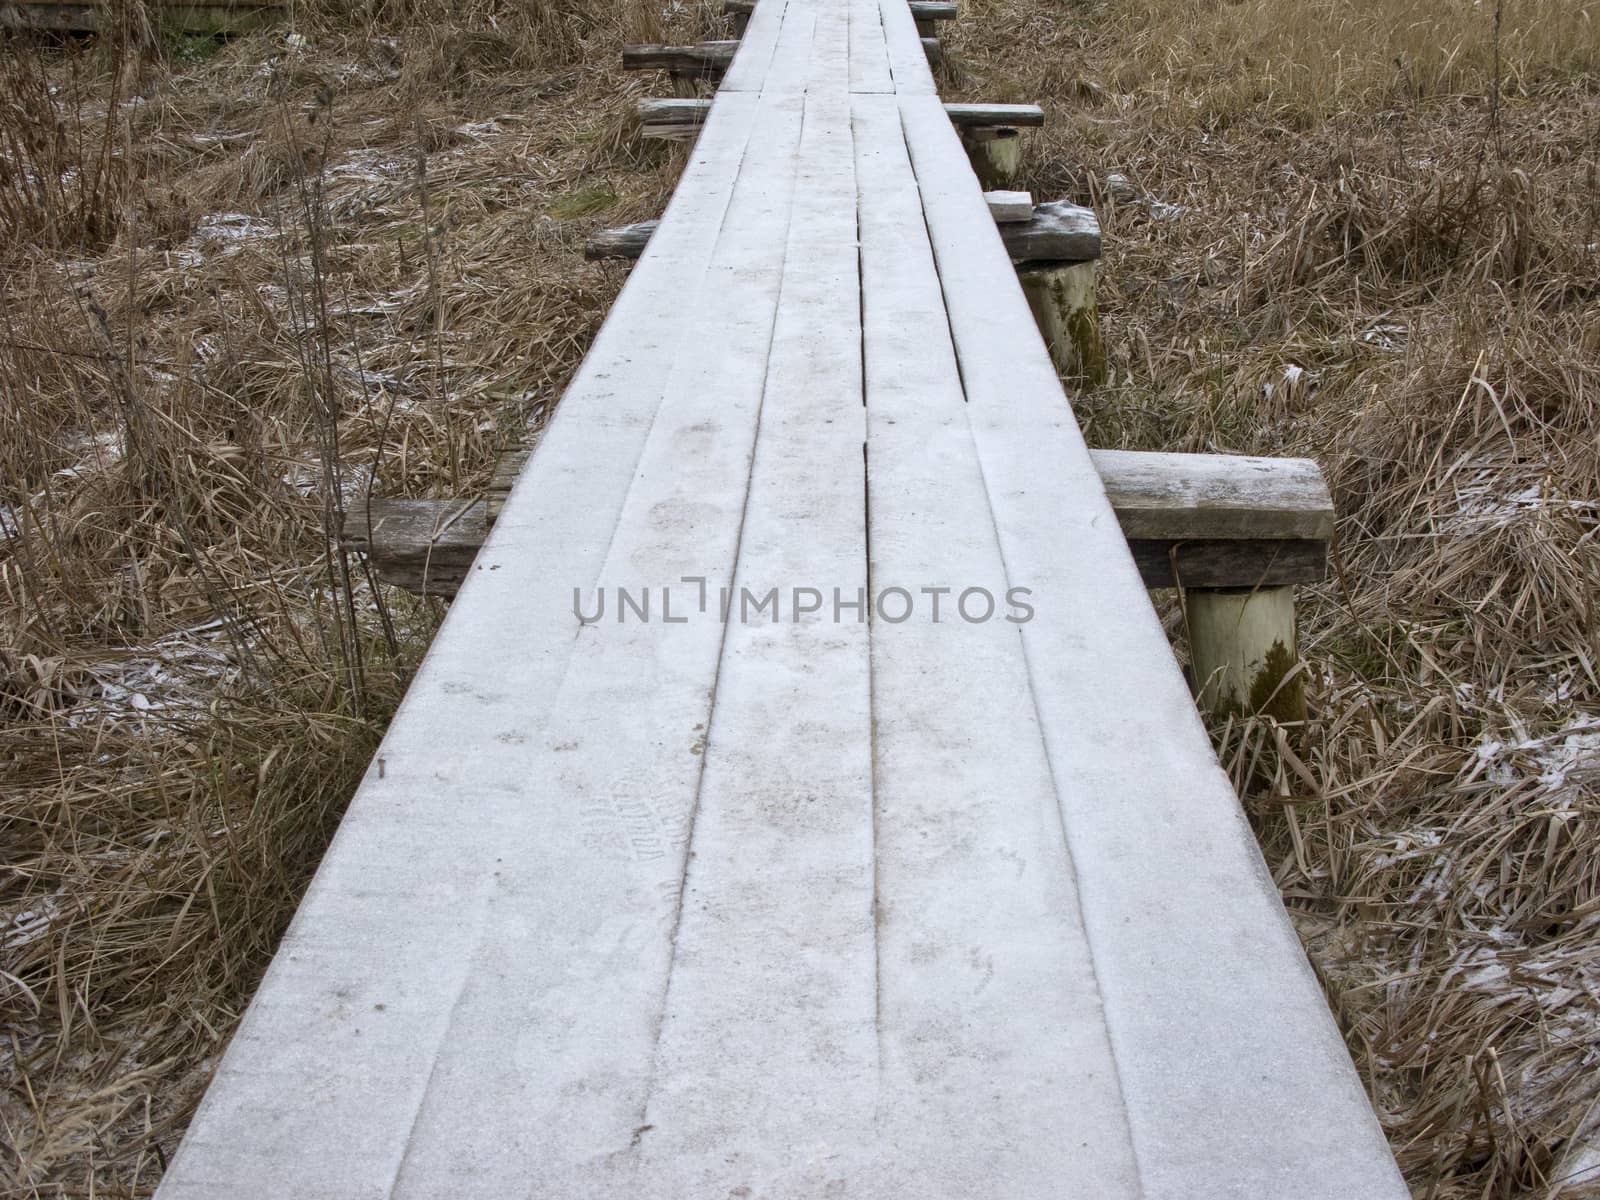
[893,97,1151,1196]
[377,95,773,1196]
[634,87,809,1148]
[851,107,888,1119]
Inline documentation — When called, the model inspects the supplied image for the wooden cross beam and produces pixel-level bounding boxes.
[637,97,1042,136]
[624,36,940,76]
[343,450,1331,599]
[585,198,1099,264]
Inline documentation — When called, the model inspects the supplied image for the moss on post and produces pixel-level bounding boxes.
[1185,585,1306,723]
[961,127,1022,188]
[1017,259,1105,387]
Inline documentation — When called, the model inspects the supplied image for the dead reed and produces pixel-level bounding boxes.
[3,0,1597,1195]
[950,0,1600,1195]
[1,0,697,1193]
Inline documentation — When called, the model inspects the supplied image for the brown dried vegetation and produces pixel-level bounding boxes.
[950,0,1600,1195]
[2,0,1597,1196]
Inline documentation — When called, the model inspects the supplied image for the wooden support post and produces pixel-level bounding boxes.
[1090,448,1329,724]
[1017,259,1104,386]
[1186,587,1305,723]
[961,127,1021,188]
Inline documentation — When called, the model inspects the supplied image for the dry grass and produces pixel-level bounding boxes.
[2,0,1597,1196]
[0,0,710,1193]
[951,0,1600,1196]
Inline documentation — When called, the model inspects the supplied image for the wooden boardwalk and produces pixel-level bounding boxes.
[155,0,1409,1195]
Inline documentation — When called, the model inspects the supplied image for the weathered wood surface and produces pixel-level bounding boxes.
[943,100,1045,126]
[1188,585,1306,720]
[1002,197,1102,261]
[895,90,1397,1196]
[0,0,282,31]
[342,499,486,596]
[726,0,958,17]
[587,194,1102,262]
[346,449,1332,597]
[1094,448,1334,543]
[584,219,659,260]
[984,188,1033,222]
[630,36,937,78]
[157,0,1407,1195]
[1019,259,1103,382]
[622,40,739,75]
[641,96,1040,132]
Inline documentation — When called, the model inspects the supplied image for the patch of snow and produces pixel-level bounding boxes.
[1449,471,1600,533]
[2,891,64,953]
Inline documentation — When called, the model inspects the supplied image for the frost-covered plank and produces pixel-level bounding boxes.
[849,91,1141,1196]
[760,0,817,94]
[809,0,850,92]
[377,91,806,1195]
[848,0,893,92]
[720,0,790,90]
[877,0,936,93]
[897,93,1409,1199]
[153,90,793,1200]
[631,90,878,1187]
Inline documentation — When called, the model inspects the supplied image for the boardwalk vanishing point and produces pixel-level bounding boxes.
[156,0,1411,1194]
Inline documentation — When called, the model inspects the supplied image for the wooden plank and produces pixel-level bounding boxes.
[849,90,1141,1196]
[728,0,957,17]
[585,219,658,260]
[1000,198,1101,261]
[347,447,1333,597]
[154,91,786,1200]
[622,41,738,75]
[587,195,1101,262]
[639,97,1040,131]
[896,92,1409,1198]
[761,0,818,94]
[719,0,788,91]
[341,499,485,596]
[483,448,527,523]
[848,0,894,92]
[1092,449,1334,543]
[1125,537,1328,589]
[637,97,715,125]
[371,89,808,1196]
[877,0,936,93]
[630,89,879,1185]
[942,101,1045,127]
[984,188,1033,222]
